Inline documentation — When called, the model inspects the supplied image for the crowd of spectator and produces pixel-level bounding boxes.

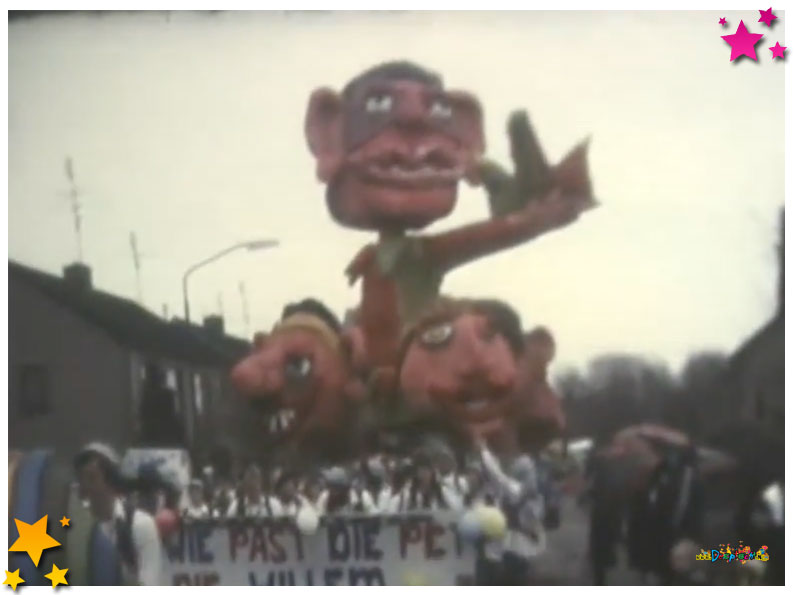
[73,439,563,585]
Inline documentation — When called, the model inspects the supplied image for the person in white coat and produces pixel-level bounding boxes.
[433,444,470,505]
[315,467,379,515]
[226,464,283,518]
[275,471,320,517]
[478,443,545,585]
[359,456,394,514]
[391,452,463,512]
[74,442,163,586]
[182,480,211,520]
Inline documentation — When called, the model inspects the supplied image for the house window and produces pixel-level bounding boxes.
[18,364,50,418]
[166,369,179,391]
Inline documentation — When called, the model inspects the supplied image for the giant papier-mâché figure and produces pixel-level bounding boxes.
[388,297,566,457]
[230,298,366,465]
[305,60,596,387]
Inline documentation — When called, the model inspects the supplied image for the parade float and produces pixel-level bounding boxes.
[221,60,596,585]
[7,61,595,586]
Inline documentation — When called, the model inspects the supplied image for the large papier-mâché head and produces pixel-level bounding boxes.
[305,61,485,231]
[230,299,365,450]
[398,298,523,437]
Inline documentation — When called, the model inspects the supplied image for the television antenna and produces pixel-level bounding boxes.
[63,157,84,262]
[129,232,143,304]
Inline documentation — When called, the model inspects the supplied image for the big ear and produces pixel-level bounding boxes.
[340,325,368,373]
[305,88,344,182]
[447,89,485,153]
[524,327,556,366]
[252,332,269,350]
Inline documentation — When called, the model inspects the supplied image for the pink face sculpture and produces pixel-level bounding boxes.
[230,302,365,451]
[305,61,484,231]
[398,299,522,437]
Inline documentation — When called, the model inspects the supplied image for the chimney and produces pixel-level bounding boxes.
[63,262,92,292]
[203,315,225,337]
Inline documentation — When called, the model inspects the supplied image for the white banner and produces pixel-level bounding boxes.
[164,513,477,586]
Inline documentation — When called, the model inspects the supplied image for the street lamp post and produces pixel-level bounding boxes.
[182,239,279,323]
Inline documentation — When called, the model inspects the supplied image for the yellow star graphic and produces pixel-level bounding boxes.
[3,569,25,591]
[44,564,68,588]
[8,516,61,567]
[58,517,70,528]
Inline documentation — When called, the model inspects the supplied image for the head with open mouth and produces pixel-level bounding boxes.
[397,298,524,437]
[305,61,484,231]
[230,298,365,453]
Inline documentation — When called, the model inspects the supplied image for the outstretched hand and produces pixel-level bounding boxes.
[519,187,592,233]
[478,110,597,224]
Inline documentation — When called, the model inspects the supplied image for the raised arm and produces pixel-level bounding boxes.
[426,110,596,272]
[427,186,592,273]
[478,442,521,501]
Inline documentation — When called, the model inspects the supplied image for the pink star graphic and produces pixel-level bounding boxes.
[769,42,787,59]
[719,17,727,26]
[721,20,765,62]
[758,8,777,27]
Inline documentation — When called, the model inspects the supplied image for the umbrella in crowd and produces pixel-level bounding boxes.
[594,424,690,494]
[597,423,737,495]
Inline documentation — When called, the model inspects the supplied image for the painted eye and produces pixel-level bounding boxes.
[430,99,453,119]
[365,94,393,113]
[284,355,312,380]
[420,323,454,347]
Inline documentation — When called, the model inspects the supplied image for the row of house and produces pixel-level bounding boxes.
[8,259,266,475]
[712,211,785,479]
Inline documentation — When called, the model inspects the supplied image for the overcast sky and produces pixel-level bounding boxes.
[8,10,785,374]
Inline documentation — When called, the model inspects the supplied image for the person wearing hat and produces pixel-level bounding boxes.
[73,442,162,586]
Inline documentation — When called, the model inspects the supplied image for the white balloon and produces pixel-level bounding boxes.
[458,508,483,541]
[296,507,320,535]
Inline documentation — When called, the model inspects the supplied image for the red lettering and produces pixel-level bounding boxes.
[249,525,268,562]
[425,521,446,559]
[399,520,422,559]
[228,527,249,563]
[268,525,287,564]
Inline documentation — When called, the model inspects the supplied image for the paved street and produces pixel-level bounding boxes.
[530,495,644,586]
